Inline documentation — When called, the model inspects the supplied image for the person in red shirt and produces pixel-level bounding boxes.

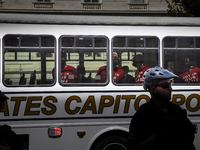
[132,54,150,83]
[179,56,200,83]
[52,52,78,83]
[96,53,124,83]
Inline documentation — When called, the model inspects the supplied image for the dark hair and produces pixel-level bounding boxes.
[133,54,144,63]
[61,52,67,59]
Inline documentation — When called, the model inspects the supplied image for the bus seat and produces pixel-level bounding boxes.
[19,73,27,85]
[29,70,36,85]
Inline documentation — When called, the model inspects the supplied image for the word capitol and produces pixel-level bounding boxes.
[0,94,200,117]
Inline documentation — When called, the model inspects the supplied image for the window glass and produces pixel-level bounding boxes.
[95,38,106,47]
[62,37,74,47]
[130,0,144,3]
[17,52,29,60]
[21,36,39,47]
[113,37,126,47]
[41,36,55,47]
[164,36,200,84]
[146,37,158,47]
[60,36,108,84]
[95,52,106,60]
[127,37,144,47]
[4,52,15,60]
[84,0,98,2]
[196,38,200,48]
[3,35,56,86]
[178,37,194,48]
[76,37,92,47]
[37,0,51,2]
[164,37,176,48]
[5,36,19,47]
[112,36,159,84]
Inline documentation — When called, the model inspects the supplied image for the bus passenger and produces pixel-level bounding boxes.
[96,53,124,83]
[77,65,91,83]
[127,66,196,150]
[121,66,135,83]
[52,52,78,83]
[132,54,150,83]
[179,56,200,83]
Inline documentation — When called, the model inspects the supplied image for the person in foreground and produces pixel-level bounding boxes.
[127,66,196,150]
[0,91,23,150]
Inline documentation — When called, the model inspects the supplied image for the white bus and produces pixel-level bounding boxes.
[0,13,200,150]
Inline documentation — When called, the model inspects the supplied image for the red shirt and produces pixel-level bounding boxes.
[96,66,124,83]
[96,66,106,83]
[113,67,124,83]
[61,66,78,83]
[180,66,200,83]
[135,65,150,83]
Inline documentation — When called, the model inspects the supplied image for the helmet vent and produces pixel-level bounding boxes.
[150,73,156,76]
[159,72,164,75]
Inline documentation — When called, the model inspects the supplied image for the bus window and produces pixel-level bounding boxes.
[164,36,200,84]
[3,35,56,86]
[112,36,159,84]
[59,36,108,84]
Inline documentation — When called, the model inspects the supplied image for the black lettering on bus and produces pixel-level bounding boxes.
[65,96,81,114]
[42,96,58,115]
[24,97,42,115]
[11,97,27,116]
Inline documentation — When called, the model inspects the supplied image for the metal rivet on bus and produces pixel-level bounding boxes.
[77,131,86,138]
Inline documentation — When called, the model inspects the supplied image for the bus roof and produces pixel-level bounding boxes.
[0,13,200,26]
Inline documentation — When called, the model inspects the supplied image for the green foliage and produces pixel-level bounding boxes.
[166,0,200,17]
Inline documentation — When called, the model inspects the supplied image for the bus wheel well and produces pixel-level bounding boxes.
[90,130,128,150]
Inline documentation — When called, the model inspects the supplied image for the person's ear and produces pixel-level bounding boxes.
[149,86,155,94]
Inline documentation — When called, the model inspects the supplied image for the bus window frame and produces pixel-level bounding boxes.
[2,34,56,87]
[58,35,109,86]
[112,35,160,86]
[163,36,200,86]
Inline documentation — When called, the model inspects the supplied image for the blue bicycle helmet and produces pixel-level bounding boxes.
[142,66,178,90]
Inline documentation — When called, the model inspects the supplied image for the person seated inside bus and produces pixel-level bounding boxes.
[95,53,124,83]
[29,70,36,85]
[77,65,91,83]
[132,54,150,83]
[19,73,27,85]
[121,66,135,83]
[52,52,78,83]
[178,56,200,83]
